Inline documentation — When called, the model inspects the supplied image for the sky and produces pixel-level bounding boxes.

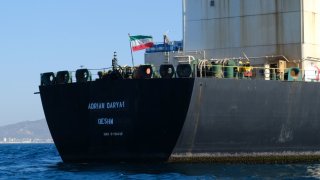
[0,1,182,126]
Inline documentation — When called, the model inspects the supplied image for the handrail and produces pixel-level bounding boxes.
[209,55,290,62]
[40,63,320,86]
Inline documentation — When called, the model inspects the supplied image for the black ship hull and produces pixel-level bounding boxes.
[40,78,320,163]
[40,78,194,162]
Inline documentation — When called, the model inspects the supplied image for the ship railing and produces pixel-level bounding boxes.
[40,67,115,85]
[149,64,319,82]
[67,65,320,82]
[85,67,114,79]
[191,64,319,82]
[40,65,320,86]
[67,67,114,81]
[196,65,280,80]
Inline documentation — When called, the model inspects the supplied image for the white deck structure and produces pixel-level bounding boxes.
[146,0,320,79]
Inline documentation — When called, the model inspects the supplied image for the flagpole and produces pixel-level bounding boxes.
[128,33,135,67]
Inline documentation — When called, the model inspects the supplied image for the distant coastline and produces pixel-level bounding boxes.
[0,142,53,144]
[0,119,52,144]
[0,137,53,144]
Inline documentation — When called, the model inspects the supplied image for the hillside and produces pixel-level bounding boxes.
[0,119,52,143]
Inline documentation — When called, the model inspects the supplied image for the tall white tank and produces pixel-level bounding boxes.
[183,0,320,62]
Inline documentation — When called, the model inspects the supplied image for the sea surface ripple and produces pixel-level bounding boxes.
[1,144,320,179]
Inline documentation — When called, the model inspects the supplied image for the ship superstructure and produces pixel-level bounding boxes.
[146,0,320,81]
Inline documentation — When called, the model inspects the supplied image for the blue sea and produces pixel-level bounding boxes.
[1,144,320,179]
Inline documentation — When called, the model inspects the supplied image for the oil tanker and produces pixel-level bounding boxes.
[39,0,320,163]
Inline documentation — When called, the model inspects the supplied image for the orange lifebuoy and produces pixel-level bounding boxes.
[146,68,151,75]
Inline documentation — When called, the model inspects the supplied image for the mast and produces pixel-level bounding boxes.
[182,0,186,54]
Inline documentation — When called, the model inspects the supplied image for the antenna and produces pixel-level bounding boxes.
[242,51,250,62]
[163,30,170,44]
[112,51,118,71]
[163,31,170,63]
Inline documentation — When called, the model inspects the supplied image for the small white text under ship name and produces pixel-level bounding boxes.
[88,101,126,110]
[98,118,113,125]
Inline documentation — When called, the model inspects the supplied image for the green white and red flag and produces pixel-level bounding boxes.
[129,35,154,51]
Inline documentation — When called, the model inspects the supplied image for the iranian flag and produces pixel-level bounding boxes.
[130,35,154,51]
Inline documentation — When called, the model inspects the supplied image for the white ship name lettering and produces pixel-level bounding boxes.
[97,118,114,125]
[88,101,126,110]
